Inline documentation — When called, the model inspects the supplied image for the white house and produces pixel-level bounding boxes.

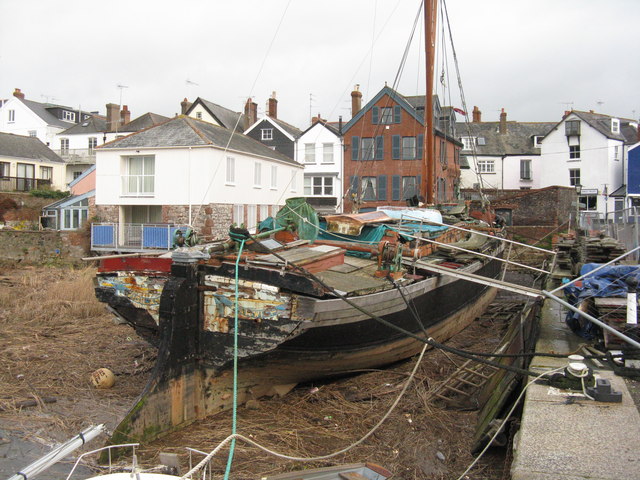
[93,115,303,250]
[295,118,344,213]
[458,107,554,192]
[539,110,638,218]
[0,88,89,147]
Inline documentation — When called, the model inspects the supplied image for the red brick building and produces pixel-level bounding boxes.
[342,85,462,212]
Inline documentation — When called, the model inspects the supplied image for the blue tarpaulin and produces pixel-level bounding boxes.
[563,263,640,338]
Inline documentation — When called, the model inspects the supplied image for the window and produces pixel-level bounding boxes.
[533,136,543,148]
[439,139,446,166]
[477,159,495,173]
[60,138,69,155]
[361,138,374,160]
[402,137,416,160]
[520,159,532,180]
[304,143,315,163]
[233,204,244,226]
[304,176,333,196]
[569,168,580,186]
[259,205,269,221]
[28,130,37,137]
[0,162,9,177]
[226,157,235,183]
[195,112,202,120]
[402,176,418,199]
[73,171,82,180]
[380,107,393,124]
[247,205,257,231]
[322,143,334,163]
[62,111,76,122]
[88,137,97,154]
[569,145,580,159]
[361,176,377,201]
[40,166,52,180]
[579,195,597,211]
[8,110,15,122]
[62,198,89,230]
[123,155,155,195]
[270,165,277,189]
[290,170,297,192]
[461,137,475,150]
[611,118,620,134]
[261,128,273,140]
[614,145,620,161]
[254,162,262,187]
[16,163,35,191]
[565,120,580,136]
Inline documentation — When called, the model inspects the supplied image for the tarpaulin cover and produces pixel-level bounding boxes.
[563,263,640,339]
[317,221,448,243]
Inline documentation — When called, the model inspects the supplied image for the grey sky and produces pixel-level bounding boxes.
[1,0,638,129]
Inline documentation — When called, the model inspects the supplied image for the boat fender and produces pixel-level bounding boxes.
[90,368,115,389]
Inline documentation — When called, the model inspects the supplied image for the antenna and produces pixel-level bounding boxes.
[596,100,604,110]
[309,93,315,125]
[117,84,129,108]
[186,79,199,86]
[559,101,574,111]
[41,94,58,104]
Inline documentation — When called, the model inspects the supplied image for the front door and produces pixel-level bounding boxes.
[16,163,35,191]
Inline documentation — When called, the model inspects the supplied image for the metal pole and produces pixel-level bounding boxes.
[543,290,640,350]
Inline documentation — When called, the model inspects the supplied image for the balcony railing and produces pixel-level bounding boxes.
[0,176,52,192]
[91,223,191,252]
[53,149,96,164]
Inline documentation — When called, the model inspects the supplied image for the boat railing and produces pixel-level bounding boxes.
[65,443,140,480]
[91,223,192,253]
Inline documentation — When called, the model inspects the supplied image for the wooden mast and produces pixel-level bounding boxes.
[422,0,438,205]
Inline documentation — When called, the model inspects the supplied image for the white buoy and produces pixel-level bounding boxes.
[91,368,115,389]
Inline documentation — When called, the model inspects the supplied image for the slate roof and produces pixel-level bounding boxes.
[119,112,170,132]
[456,121,556,155]
[189,98,246,132]
[20,98,74,128]
[271,117,302,138]
[544,110,637,144]
[0,132,64,163]
[300,119,340,137]
[100,116,299,166]
[60,115,107,135]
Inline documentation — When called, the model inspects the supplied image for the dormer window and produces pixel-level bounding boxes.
[62,110,76,122]
[261,128,273,140]
[461,137,475,151]
[565,120,580,136]
[533,136,544,148]
[611,118,620,134]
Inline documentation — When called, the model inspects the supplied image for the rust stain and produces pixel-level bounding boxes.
[169,376,185,426]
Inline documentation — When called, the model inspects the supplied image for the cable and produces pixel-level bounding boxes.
[180,343,430,479]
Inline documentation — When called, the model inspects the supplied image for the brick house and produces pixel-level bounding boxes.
[342,85,461,212]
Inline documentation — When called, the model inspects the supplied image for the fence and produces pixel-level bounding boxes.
[91,223,191,252]
[580,208,640,260]
[0,176,52,192]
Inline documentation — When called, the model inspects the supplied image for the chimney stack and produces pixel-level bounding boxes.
[311,113,324,125]
[244,97,258,130]
[472,106,482,123]
[351,85,362,118]
[499,108,507,134]
[180,97,192,115]
[13,88,25,100]
[120,105,131,125]
[106,103,120,132]
[267,91,278,119]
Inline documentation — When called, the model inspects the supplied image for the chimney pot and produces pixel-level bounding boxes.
[499,108,507,134]
[180,97,192,115]
[472,106,481,123]
[13,88,25,100]
[120,105,131,125]
[267,92,278,119]
[351,84,362,118]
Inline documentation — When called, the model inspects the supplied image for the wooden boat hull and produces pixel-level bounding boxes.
[108,255,501,446]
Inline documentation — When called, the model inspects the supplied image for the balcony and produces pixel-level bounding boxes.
[53,149,96,165]
[91,223,191,252]
[0,176,52,192]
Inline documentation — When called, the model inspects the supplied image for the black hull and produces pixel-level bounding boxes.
[108,255,502,446]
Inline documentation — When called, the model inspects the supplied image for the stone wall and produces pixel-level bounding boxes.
[163,203,233,241]
[94,205,119,223]
[0,229,88,264]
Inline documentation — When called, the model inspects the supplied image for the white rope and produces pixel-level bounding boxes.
[180,343,429,478]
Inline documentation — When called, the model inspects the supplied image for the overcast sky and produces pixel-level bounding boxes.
[1,0,638,129]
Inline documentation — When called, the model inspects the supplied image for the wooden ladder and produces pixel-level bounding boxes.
[430,359,500,407]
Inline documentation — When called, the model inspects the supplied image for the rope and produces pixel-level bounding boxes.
[181,343,429,479]
[223,237,246,479]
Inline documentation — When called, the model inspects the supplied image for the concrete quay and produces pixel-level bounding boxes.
[510,298,640,480]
